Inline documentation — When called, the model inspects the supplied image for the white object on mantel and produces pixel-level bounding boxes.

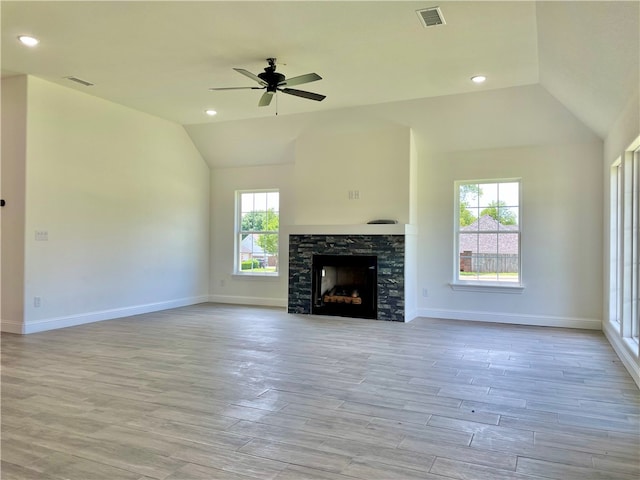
[283,224,416,236]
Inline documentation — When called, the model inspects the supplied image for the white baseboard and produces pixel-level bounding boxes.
[418,308,602,330]
[209,294,287,308]
[3,296,210,334]
[603,321,640,389]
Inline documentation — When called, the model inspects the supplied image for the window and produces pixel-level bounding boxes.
[610,147,639,344]
[236,190,279,275]
[455,179,521,286]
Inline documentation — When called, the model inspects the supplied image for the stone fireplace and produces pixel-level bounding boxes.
[288,232,406,321]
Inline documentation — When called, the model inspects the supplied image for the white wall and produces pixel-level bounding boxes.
[3,76,210,333]
[418,142,603,329]
[1,76,28,328]
[210,163,294,307]
[604,90,639,163]
[293,126,411,225]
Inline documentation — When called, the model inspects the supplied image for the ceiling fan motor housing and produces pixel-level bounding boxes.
[258,71,285,92]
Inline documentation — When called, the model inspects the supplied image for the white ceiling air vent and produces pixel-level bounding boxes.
[64,76,94,87]
[416,7,445,27]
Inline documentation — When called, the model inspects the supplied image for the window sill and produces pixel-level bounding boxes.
[623,335,639,354]
[449,282,525,294]
[233,272,280,279]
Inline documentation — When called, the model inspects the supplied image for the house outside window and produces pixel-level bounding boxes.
[455,179,521,285]
[236,190,279,275]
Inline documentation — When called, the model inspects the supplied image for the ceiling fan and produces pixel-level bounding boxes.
[210,58,326,107]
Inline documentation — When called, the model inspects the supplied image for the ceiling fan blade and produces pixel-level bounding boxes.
[279,72,322,87]
[258,91,274,107]
[233,68,268,86]
[209,86,263,91]
[281,88,326,102]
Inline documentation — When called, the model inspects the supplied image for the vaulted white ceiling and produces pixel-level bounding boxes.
[2,1,638,146]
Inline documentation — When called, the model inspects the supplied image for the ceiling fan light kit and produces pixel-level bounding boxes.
[210,58,326,108]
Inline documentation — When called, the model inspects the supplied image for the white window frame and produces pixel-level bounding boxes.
[235,189,280,277]
[609,146,639,347]
[451,178,524,293]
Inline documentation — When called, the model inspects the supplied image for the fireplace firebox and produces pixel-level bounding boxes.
[311,255,377,319]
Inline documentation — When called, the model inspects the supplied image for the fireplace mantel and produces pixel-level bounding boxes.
[283,224,416,236]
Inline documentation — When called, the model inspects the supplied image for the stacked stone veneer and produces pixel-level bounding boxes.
[288,234,405,322]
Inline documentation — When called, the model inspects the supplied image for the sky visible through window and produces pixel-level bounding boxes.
[241,191,279,219]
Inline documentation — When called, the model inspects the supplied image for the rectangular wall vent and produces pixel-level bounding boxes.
[416,7,445,27]
[64,76,94,87]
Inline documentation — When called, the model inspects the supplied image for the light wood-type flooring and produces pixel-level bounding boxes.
[1,304,639,479]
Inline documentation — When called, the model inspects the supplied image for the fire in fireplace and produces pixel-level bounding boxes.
[311,254,377,319]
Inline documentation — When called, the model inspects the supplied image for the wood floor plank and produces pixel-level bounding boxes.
[168,439,290,479]
[340,458,442,480]
[0,461,60,480]
[273,464,361,480]
[470,428,596,469]
[430,457,543,480]
[4,425,185,479]
[225,419,329,449]
[0,432,58,467]
[400,435,520,471]
[534,429,640,459]
[516,456,640,480]
[165,462,259,480]
[591,453,640,476]
[1,303,638,480]
[318,436,437,474]
[337,399,432,424]
[403,400,502,424]
[24,451,143,480]
[238,439,353,473]
[119,417,253,453]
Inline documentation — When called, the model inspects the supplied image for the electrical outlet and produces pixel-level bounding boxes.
[35,230,48,241]
[220,279,225,287]
[34,296,41,308]
[422,288,428,297]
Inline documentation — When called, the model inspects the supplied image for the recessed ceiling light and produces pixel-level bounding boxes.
[471,75,487,84]
[18,35,39,47]
[205,109,217,116]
